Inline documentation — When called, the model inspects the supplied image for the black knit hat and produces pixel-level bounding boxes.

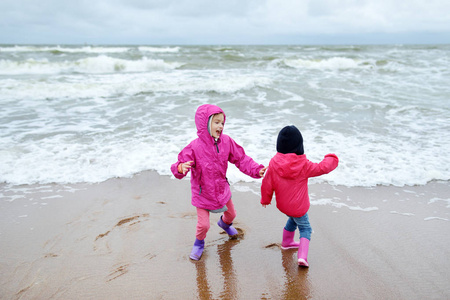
[276,125,304,155]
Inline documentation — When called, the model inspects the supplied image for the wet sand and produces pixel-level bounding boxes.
[1,171,449,299]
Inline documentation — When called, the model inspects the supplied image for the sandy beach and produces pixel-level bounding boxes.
[1,171,449,299]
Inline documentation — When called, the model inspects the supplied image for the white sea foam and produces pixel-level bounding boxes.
[138,46,180,53]
[0,72,272,102]
[424,217,449,221]
[0,45,131,53]
[311,198,379,212]
[282,57,366,70]
[2,194,26,203]
[0,56,182,75]
[0,44,449,189]
[390,211,415,216]
[428,198,450,208]
[40,195,63,199]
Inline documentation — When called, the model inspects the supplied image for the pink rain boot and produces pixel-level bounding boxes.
[297,238,310,267]
[281,229,300,250]
[189,238,205,261]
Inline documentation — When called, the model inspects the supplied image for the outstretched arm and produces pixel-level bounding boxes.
[228,138,265,179]
[306,153,339,178]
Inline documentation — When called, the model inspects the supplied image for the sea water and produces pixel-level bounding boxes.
[1,44,449,187]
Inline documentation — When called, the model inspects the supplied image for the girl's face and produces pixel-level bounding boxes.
[210,113,224,139]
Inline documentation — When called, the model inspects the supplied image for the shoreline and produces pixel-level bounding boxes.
[1,171,449,299]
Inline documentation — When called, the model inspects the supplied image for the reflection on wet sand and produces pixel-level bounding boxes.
[194,258,214,300]
[281,249,311,299]
[217,239,240,298]
[194,238,241,299]
[194,236,312,299]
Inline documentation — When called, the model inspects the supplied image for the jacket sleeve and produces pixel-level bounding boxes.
[260,167,274,205]
[228,138,264,179]
[170,143,195,180]
[305,153,339,178]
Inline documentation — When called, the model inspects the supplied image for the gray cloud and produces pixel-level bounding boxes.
[1,0,449,44]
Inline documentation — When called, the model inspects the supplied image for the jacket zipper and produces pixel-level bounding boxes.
[198,139,219,195]
[200,140,218,195]
[214,139,219,153]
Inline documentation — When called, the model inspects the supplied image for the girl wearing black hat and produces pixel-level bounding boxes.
[260,125,339,267]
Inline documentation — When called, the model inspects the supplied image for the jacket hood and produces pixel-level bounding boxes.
[195,104,226,142]
[271,152,305,179]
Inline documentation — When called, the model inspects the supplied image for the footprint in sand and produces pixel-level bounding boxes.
[95,213,149,240]
[106,263,130,282]
[94,213,149,251]
[44,253,59,258]
[265,243,281,249]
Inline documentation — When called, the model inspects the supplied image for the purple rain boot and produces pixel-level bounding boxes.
[281,229,300,250]
[297,238,310,267]
[217,216,238,237]
[189,238,205,261]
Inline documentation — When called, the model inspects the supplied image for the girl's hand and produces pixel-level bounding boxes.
[259,166,268,178]
[178,161,193,175]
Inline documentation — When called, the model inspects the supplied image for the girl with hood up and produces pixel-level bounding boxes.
[171,104,267,260]
[261,125,338,267]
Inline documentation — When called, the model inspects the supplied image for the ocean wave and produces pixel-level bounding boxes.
[0,45,181,54]
[138,46,180,53]
[0,55,183,75]
[2,123,448,187]
[1,113,449,187]
[1,91,449,188]
[0,72,272,101]
[0,45,131,53]
[1,44,449,187]
[281,57,369,70]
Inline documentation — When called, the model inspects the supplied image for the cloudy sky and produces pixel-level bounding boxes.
[1,0,449,45]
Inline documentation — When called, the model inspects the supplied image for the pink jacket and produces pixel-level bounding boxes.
[171,104,264,210]
[261,152,338,218]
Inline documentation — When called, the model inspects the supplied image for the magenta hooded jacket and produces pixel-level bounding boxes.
[261,152,338,218]
[171,104,264,210]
